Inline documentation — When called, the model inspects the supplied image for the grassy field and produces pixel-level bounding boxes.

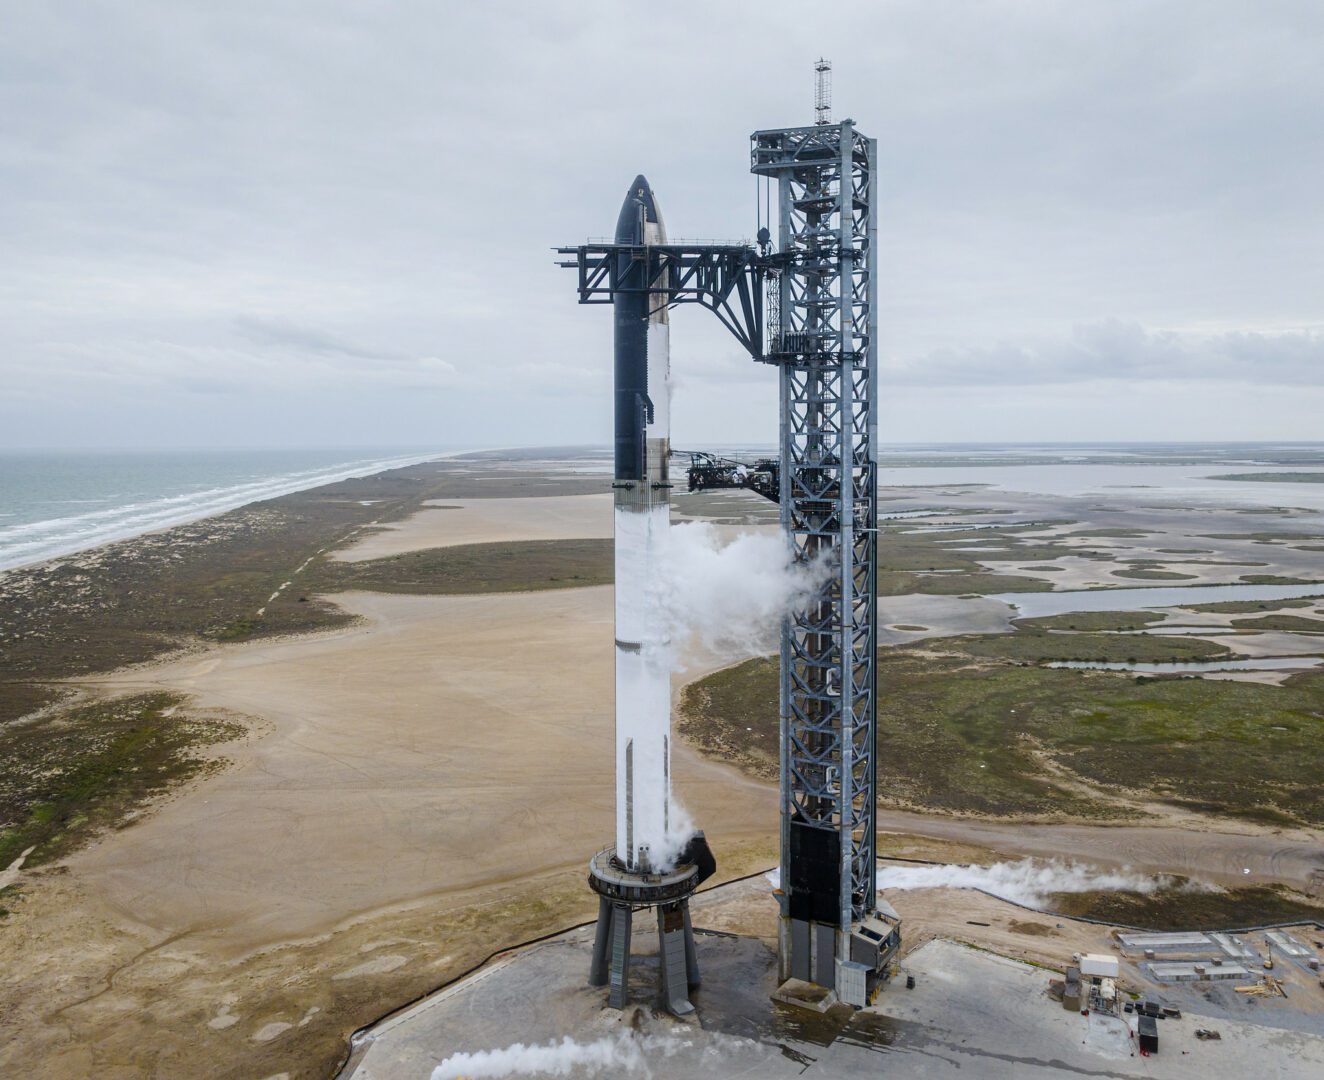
[874,526,1069,595]
[879,570,1055,596]
[1200,532,1324,542]
[310,539,612,596]
[680,643,1324,824]
[0,693,246,869]
[1013,611,1165,632]
[941,632,1231,664]
[1052,883,1324,930]
[1063,527,1155,538]
[1209,472,1324,484]
[1182,598,1317,614]
[1229,614,1324,632]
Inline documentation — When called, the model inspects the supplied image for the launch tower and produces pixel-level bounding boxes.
[558,62,897,1014]
[751,88,901,1008]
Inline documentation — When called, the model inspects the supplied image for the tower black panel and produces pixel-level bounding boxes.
[787,820,840,924]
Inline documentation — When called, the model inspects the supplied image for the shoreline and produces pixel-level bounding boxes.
[0,447,479,576]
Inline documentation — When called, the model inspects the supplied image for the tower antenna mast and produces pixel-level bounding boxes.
[814,58,832,125]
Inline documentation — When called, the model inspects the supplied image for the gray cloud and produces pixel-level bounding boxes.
[1,1,1322,447]
[893,321,1324,387]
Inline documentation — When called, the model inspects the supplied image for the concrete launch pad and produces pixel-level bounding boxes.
[342,880,1324,1080]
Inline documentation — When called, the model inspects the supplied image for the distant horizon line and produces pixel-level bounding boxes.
[2,439,1323,454]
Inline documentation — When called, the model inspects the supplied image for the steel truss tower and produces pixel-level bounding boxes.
[559,99,900,1013]
[752,119,897,1004]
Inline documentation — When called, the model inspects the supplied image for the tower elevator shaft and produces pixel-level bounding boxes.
[752,118,899,1005]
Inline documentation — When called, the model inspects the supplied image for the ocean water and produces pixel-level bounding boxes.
[0,448,448,571]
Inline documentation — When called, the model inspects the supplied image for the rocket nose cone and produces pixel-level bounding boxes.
[615,174,664,243]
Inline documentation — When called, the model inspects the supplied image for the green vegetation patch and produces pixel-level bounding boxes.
[1198,532,1324,542]
[1228,614,1324,633]
[939,632,1231,664]
[310,539,613,596]
[1113,568,1197,581]
[0,684,69,728]
[1209,472,1324,484]
[677,656,780,780]
[878,570,1055,596]
[0,692,246,867]
[873,527,1068,596]
[1063,527,1155,538]
[1182,598,1317,614]
[680,653,1324,824]
[1239,574,1324,586]
[1013,611,1165,632]
[1052,883,1324,931]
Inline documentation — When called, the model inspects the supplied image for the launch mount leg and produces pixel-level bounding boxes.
[658,901,696,1016]
[589,896,612,987]
[607,902,633,1009]
[682,901,700,989]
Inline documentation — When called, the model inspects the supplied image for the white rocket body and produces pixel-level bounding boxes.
[612,179,674,872]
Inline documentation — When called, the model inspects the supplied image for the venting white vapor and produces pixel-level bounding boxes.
[876,858,1178,909]
[768,857,1188,909]
[656,521,832,666]
[430,1030,752,1079]
[623,522,829,872]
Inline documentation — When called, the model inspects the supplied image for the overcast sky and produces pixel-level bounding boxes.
[3,1,1322,449]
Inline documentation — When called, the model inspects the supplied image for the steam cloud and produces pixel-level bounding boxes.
[645,798,697,878]
[768,857,1182,909]
[655,522,831,666]
[878,858,1175,909]
[430,1030,751,1079]
[634,521,827,872]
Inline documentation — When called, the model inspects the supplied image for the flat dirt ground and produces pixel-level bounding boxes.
[0,495,775,1079]
[330,493,612,562]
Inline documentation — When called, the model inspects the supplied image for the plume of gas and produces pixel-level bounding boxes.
[766,858,1208,909]
[638,523,830,871]
[431,1030,709,1079]
[651,522,833,669]
[642,798,695,878]
[877,858,1177,908]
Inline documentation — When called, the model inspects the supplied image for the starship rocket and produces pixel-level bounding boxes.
[612,175,674,873]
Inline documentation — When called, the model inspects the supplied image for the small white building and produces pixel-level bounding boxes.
[1079,954,1120,980]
